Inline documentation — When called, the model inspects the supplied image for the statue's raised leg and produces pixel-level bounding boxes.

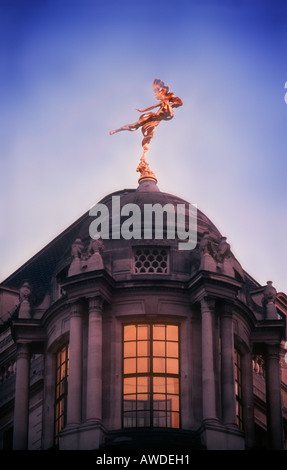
[109,123,139,135]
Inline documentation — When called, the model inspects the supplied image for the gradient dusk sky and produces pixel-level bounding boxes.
[1,0,287,293]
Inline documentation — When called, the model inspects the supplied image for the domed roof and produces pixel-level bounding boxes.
[2,179,243,304]
[76,179,222,245]
[60,179,227,283]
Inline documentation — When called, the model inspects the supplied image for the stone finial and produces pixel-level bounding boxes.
[19,281,32,319]
[263,281,277,303]
[263,281,278,319]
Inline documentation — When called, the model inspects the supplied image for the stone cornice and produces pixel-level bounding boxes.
[11,318,45,353]
[187,270,243,304]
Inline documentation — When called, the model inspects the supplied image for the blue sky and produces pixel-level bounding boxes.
[1,0,287,293]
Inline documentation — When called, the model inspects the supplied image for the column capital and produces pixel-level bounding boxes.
[265,343,281,361]
[88,295,104,314]
[221,300,234,317]
[68,300,83,317]
[200,296,215,313]
[16,342,31,359]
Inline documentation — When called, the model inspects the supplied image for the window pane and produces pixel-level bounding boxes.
[61,349,66,365]
[60,363,66,380]
[137,394,149,405]
[124,397,136,411]
[137,411,150,427]
[153,325,165,340]
[166,342,178,358]
[171,412,180,428]
[153,376,166,393]
[137,357,149,373]
[167,395,179,411]
[137,376,149,393]
[137,325,149,340]
[124,358,136,374]
[137,341,148,356]
[153,357,166,373]
[166,358,178,374]
[124,341,136,357]
[124,413,137,428]
[153,341,165,357]
[153,394,166,410]
[166,325,178,341]
[166,377,179,394]
[123,377,136,394]
[124,325,136,341]
[153,411,166,427]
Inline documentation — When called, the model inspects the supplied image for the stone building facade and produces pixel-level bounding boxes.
[0,178,286,451]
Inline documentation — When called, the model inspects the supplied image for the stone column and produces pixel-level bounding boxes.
[13,343,31,450]
[220,303,237,426]
[86,296,103,422]
[66,301,83,426]
[265,344,284,449]
[201,297,217,421]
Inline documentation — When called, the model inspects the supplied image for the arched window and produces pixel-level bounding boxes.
[234,348,243,430]
[54,343,69,446]
[123,324,180,428]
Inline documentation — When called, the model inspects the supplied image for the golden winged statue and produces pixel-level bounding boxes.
[110,79,183,182]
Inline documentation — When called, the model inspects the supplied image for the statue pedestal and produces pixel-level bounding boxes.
[68,257,82,277]
[136,159,157,184]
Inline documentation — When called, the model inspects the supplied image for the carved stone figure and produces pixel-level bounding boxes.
[214,236,234,277]
[110,79,183,181]
[71,238,84,259]
[199,234,235,277]
[215,237,231,263]
[86,238,104,271]
[87,238,104,257]
[68,238,84,276]
[199,232,217,271]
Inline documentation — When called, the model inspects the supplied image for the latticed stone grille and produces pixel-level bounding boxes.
[134,247,169,274]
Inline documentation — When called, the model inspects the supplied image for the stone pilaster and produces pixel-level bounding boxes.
[86,296,103,422]
[220,303,237,426]
[265,344,284,449]
[66,301,83,426]
[201,297,217,422]
[13,343,31,449]
[242,350,255,448]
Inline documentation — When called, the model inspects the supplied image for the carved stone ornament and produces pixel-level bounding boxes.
[199,234,236,278]
[68,237,105,276]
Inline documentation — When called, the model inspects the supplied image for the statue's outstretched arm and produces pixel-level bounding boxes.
[136,103,160,113]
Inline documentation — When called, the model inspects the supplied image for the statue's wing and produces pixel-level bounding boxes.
[152,78,169,96]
